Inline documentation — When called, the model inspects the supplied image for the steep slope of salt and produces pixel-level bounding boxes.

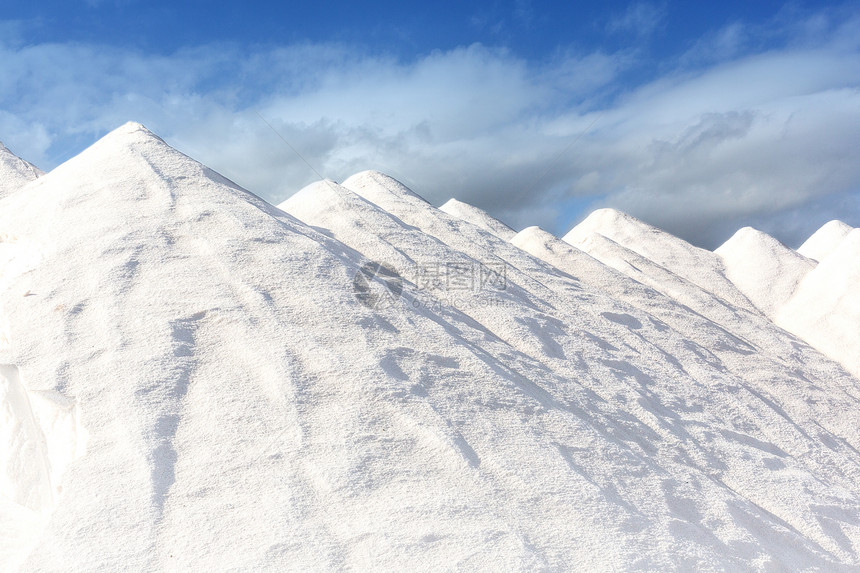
[328,172,860,569]
[551,229,826,363]
[1,134,859,571]
[564,209,759,313]
[716,227,816,317]
[0,142,42,199]
[510,224,860,428]
[439,198,517,240]
[779,228,860,379]
[514,227,784,354]
[514,224,770,340]
[4,125,659,570]
[798,220,854,262]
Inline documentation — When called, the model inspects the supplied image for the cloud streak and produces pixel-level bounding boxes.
[606,2,667,39]
[0,6,858,248]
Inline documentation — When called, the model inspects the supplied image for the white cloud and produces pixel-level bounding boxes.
[575,44,860,246]
[0,7,858,248]
[606,2,667,38]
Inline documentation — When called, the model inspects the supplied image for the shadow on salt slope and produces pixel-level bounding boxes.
[600,312,642,330]
[149,311,204,509]
[377,347,482,468]
[725,501,836,568]
[719,429,789,458]
[600,359,652,387]
[813,504,860,555]
[515,315,568,359]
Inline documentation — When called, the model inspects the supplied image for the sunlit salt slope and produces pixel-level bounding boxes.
[779,228,860,379]
[715,227,816,318]
[563,208,759,314]
[797,220,853,262]
[561,207,858,381]
[1,124,860,572]
[0,141,42,199]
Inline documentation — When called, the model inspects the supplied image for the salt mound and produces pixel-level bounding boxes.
[514,225,750,331]
[564,209,758,313]
[6,123,525,570]
[797,220,854,262]
[342,170,431,207]
[439,198,517,240]
[0,142,42,199]
[1,123,860,570]
[716,227,815,317]
[279,178,402,240]
[511,226,579,263]
[779,228,860,378]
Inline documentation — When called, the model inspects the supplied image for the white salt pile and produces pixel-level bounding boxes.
[715,226,816,317]
[797,220,854,262]
[563,208,759,313]
[0,142,42,199]
[779,228,860,379]
[439,198,517,240]
[1,123,858,571]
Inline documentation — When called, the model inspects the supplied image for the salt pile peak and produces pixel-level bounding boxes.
[563,208,759,313]
[2,123,860,571]
[0,141,42,199]
[797,219,854,262]
[779,228,860,378]
[439,198,517,240]
[715,226,816,317]
[1,122,454,570]
[342,170,431,208]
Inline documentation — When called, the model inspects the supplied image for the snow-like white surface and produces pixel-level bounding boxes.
[0,142,41,199]
[439,198,517,240]
[1,124,859,571]
[778,228,860,379]
[716,227,816,317]
[797,220,854,262]
[564,208,759,313]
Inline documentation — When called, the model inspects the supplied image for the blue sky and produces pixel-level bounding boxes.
[1,1,859,247]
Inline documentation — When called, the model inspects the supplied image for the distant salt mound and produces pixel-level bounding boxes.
[511,226,646,297]
[797,220,854,262]
[511,224,858,414]
[511,225,744,338]
[342,170,431,208]
[564,209,758,313]
[716,227,815,317]
[277,178,373,232]
[278,179,453,298]
[518,224,746,323]
[439,198,517,240]
[1,123,860,571]
[779,228,860,378]
[511,226,584,266]
[0,142,42,199]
